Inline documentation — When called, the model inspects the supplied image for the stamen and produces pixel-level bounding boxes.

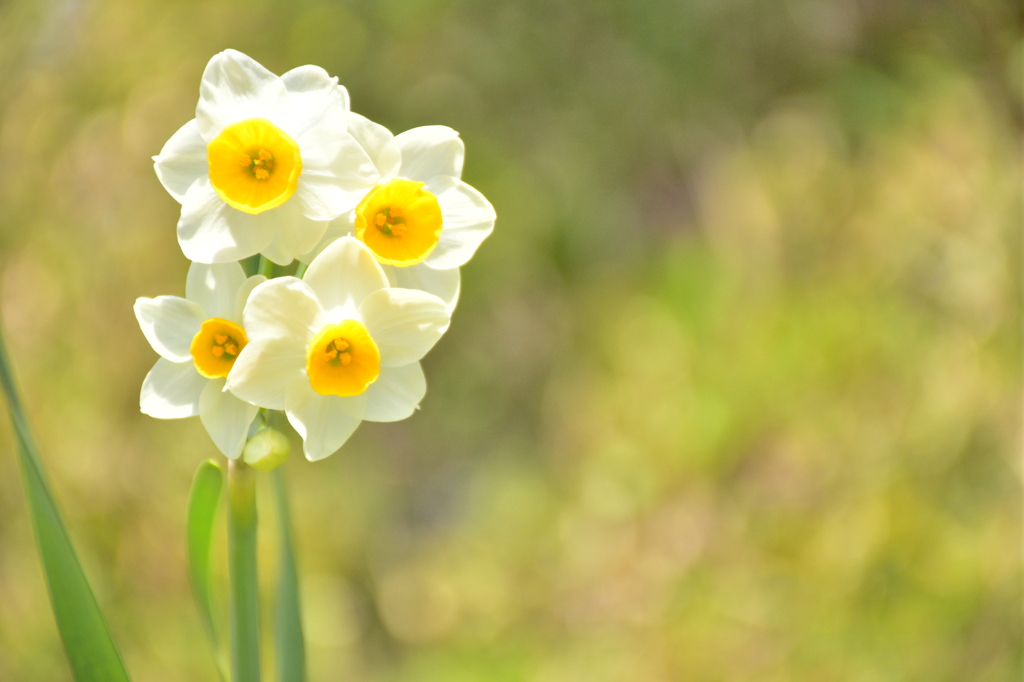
[225,343,238,355]
[373,205,414,238]
[322,338,354,365]
[236,148,276,181]
[211,346,225,357]
[215,334,228,344]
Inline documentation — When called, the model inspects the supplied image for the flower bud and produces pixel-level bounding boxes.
[242,427,291,471]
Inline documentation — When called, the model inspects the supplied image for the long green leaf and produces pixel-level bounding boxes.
[0,326,131,681]
[187,459,227,681]
[273,469,305,682]
[228,459,261,682]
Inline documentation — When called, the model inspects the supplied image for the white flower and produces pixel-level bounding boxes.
[300,114,495,312]
[154,49,379,265]
[135,263,266,459]
[227,237,450,461]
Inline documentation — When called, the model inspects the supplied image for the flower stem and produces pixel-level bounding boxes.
[258,256,275,279]
[273,469,306,681]
[228,459,261,682]
[294,262,308,279]
[241,255,262,278]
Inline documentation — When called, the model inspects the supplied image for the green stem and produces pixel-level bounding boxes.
[228,459,261,682]
[294,262,308,280]
[241,255,262,278]
[257,256,275,279]
[273,469,305,682]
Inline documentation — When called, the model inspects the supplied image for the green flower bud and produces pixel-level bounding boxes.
[242,427,291,471]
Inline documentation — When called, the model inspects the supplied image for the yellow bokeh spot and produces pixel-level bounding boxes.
[306,320,380,397]
[354,179,443,266]
[207,118,302,214]
[191,318,248,379]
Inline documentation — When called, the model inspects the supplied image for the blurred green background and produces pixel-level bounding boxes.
[0,0,1020,680]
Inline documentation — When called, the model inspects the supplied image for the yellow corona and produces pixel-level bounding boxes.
[191,318,248,379]
[354,179,443,266]
[305,320,381,397]
[207,118,302,214]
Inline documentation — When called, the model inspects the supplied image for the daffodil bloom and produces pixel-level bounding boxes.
[135,263,265,459]
[227,237,450,461]
[301,114,495,311]
[154,49,379,265]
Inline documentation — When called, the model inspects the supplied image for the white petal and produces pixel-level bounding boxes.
[363,362,426,422]
[232,275,267,324]
[286,378,366,461]
[424,176,496,270]
[358,288,450,367]
[140,358,206,418]
[241,277,323,345]
[295,123,379,221]
[185,262,247,320]
[256,198,329,265]
[303,236,388,319]
[134,296,206,362]
[297,210,354,264]
[260,232,295,267]
[153,119,207,203]
[348,112,401,180]
[383,262,461,313]
[277,65,348,139]
[396,126,464,181]
[195,49,288,141]
[177,178,276,264]
[226,337,306,411]
[199,379,258,459]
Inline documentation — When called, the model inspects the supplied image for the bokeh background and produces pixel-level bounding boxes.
[0,0,1021,680]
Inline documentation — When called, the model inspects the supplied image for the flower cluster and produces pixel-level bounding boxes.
[136,50,494,462]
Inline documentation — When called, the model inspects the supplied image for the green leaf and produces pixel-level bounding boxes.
[0,329,131,681]
[187,459,228,681]
[273,469,305,682]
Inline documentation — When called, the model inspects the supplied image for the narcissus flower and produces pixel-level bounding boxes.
[227,237,450,461]
[301,115,495,311]
[154,49,379,265]
[135,263,266,458]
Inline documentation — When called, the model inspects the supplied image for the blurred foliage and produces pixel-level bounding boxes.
[0,0,1020,680]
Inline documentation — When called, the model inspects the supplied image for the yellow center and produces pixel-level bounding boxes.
[207,118,302,214]
[305,320,380,397]
[354,179,443,266]
[191,318,248,379]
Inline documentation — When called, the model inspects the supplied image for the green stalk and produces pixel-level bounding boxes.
[241,255,262,278]
[228,459,261,682]
[257,256,275,279]
[294,262,308,279]
[273,469,305,682]
[0,325,130,681]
